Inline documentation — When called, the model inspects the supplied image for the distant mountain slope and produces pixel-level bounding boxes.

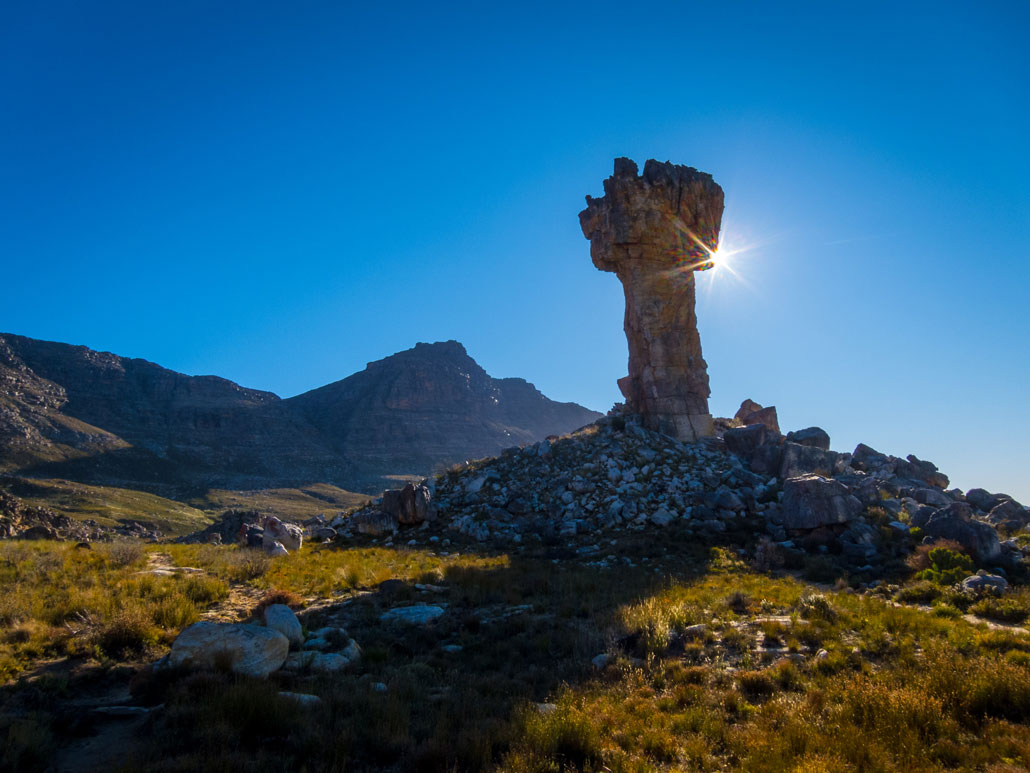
[0,334,602,493]
[0,333,350,489]
[286,341,602,485]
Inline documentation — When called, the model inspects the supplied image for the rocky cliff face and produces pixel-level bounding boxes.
[285,341,602,490]
[0,334,600,493]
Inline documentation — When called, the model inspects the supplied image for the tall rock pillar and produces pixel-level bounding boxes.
[580,158,724,441]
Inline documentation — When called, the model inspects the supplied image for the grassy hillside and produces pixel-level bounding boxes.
[189,483,370,521]
[7,477,214,536]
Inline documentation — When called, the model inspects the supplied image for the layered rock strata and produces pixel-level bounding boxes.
[580,158,724,441]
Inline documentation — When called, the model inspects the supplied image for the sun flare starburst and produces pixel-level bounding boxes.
[663,215,758,294]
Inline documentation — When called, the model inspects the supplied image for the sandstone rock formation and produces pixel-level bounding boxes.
[580,158,724,441]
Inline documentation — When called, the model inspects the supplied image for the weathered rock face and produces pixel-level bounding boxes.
[923,503,1002,563]
[780,474,863,530]
[580,158,724,441]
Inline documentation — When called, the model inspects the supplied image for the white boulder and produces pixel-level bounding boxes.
[169,621,289,678]
[264,604,303,646]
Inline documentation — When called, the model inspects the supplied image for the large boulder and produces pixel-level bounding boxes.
[780,474,863,530]
[785,427,830,451]
[962,573,1008,595]
[733,399,763,422]
[894,455,949,489]
[966,488,1007,513]
[382,482,437,525]
[351,508,398,536]
[169,622,289,678]
[724,423,768,458]
[913,488,952,508]
[740,405,780,434]
[923,503,1002,564]
[264,604,303,647]
[987,499,1029,529]
[779,442,838,479]
[263,517,303,552]
[851,443,890,472]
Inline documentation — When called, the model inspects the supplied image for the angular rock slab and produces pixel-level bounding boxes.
[169,621,289,678]
[780,474,863,530]
[580,158,724,441]
[923,503,1002,563]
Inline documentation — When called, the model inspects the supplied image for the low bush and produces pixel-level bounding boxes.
[894,580,941,605]
[970,596,1030,624]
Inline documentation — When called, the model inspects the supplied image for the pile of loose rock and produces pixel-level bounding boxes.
[334,399,1028,581]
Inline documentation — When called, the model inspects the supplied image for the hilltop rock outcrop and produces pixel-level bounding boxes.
[580,158,724,441]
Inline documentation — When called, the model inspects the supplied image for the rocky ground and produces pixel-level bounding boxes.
[327,401,1028,589]
[4,402,1030,771]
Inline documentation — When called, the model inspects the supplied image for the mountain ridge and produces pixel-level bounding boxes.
[0,332,601,493]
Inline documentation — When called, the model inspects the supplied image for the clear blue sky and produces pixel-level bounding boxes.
[3,1,1028,500]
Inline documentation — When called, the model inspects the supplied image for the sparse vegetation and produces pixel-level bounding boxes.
[2,534,1030,771]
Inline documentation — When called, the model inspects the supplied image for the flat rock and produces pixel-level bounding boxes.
[380,604,445,624]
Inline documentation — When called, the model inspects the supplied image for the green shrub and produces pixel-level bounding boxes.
[914,548,974,586]
[894,580,941,605]
[94,605,159,657]
[969,597,1030,624]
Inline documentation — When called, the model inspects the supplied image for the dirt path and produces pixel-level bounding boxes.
[201,583,266,622]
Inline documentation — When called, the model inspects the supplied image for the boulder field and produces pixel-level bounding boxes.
[325,399,1026,581]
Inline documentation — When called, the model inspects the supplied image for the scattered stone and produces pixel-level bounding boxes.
[591,653,612,669]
